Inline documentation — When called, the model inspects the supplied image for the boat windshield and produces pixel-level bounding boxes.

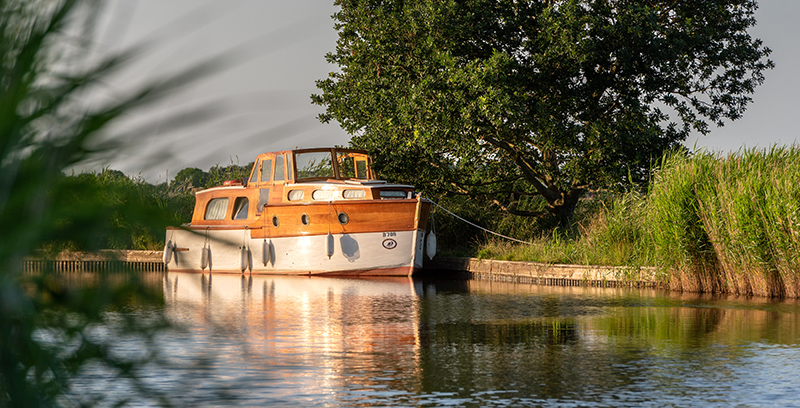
[294,149,374,181]
[295,151,334,179]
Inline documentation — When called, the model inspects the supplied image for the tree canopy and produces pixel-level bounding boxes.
[313,0,773,222]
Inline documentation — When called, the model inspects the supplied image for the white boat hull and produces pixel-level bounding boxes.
[165,228,426,276]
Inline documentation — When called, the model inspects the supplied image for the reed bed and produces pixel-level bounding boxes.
[475,146,800,298]
[649,146,800,297]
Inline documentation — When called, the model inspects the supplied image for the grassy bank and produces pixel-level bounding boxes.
[473,191,655,268]
[469,146,800,298]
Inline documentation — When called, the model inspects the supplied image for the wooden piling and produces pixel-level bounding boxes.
[23,250,165,273]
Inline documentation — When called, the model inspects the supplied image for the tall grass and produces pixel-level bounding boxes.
[475,191,656,267]
[471,146,800,298]
[649,147,800,297]
[647,152,721,292]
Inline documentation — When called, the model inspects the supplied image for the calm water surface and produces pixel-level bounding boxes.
[80,272,800,407]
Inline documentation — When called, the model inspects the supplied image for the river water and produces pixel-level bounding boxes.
[75,272,800,407]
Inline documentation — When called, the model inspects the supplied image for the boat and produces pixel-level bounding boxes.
[164,147,435,276]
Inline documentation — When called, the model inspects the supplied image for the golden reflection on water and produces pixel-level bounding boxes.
[163,272,425,397]
[156,272,800,406]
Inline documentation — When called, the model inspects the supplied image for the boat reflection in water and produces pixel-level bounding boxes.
[162,272,427,404]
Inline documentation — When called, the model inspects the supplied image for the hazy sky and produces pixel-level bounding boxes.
[96,0,799,182]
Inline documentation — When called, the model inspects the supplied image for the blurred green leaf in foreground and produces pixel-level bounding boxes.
[0,0,214,406]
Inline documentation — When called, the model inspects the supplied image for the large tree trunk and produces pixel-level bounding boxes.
[548,187,584,226]
[483,137,586,225]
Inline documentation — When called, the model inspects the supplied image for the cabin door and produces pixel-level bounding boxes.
[258,189,269,214]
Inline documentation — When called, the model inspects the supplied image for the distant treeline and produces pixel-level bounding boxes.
[52,162,253,252]
[167,162,253,192]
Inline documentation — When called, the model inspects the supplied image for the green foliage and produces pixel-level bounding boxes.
[474,192,655,267]
[0,1,213,405]
[43,161,260,253]
[314,0,772,223]
[49,160,262,252]
[172,167,209,190]
[47,169,194,251]
[582,192,654,267]
[206,161,253,187]
[170,161,254,192]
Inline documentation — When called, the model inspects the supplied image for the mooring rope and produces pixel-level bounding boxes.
[429,200,535,245]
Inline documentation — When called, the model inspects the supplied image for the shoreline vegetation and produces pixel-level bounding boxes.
[471,146,800,298]
[72,146,800,298]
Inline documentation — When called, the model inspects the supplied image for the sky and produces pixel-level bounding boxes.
[94,0,800,182]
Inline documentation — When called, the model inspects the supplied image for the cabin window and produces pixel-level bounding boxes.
[380,190,407,199]
[286,154,293,181]
[356,160,368,179]
[296,152,334,179]
[260,159,273,182]
[249,160,260,184]
[301,213,310,225]
[274,155,285,181]
[337,212,349,225]
[287,190,304,201]
[342,189,366,199]
[272,215,279,227]
[312,190,336,201]
[205,198,229,220]
[338,155,356,178]
[233,197,249,220]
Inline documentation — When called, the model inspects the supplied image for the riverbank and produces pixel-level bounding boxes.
[25,250,658,287]
[23,250,165,273]
[41,147,800,298]
[460,147,800,298]
[427,257,659,287]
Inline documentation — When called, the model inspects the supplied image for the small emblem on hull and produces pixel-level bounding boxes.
[382,238,398,250]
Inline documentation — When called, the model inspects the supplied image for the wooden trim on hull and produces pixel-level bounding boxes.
[250,199,421,239]
[173,199,432,239]
[166,265,417,277]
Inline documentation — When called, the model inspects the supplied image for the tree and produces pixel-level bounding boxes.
[206,162,253,187]
[173,167,210,189]
[313,0,773,223]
